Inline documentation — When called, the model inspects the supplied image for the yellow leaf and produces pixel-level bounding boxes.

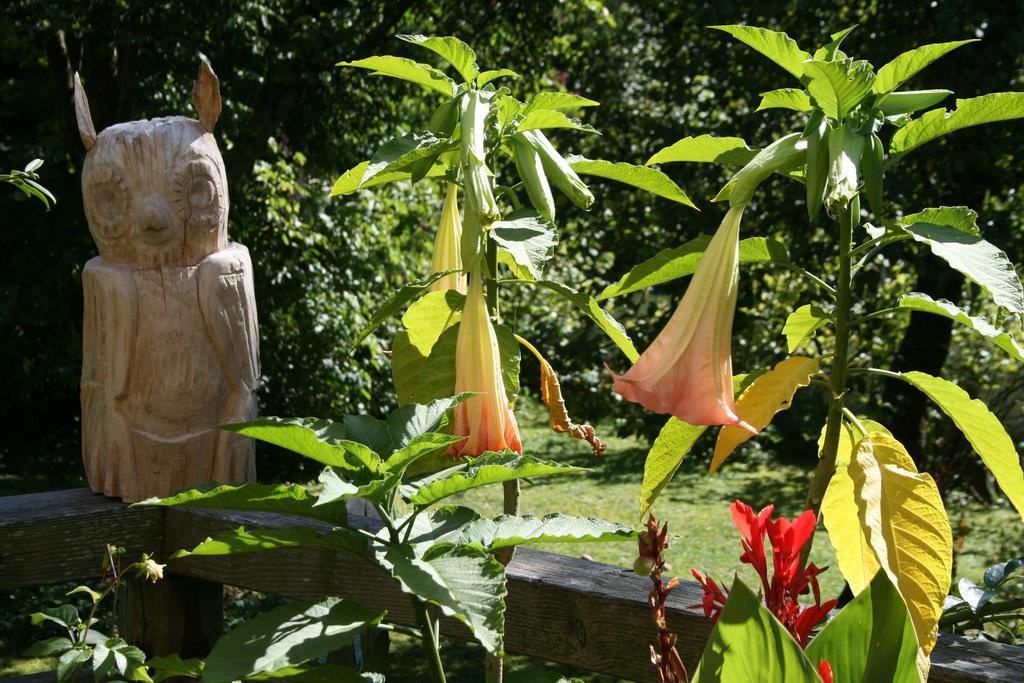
[710,356,818,473]
[820,419,892,594]
[849,434,953,677]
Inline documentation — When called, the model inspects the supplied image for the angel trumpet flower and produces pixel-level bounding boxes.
[428,182,466,294]
[611,205,756,432]
[448,273,523,456]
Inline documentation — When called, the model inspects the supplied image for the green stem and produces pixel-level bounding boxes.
[485,238,499,318]
[412,597,447,683]
[779,262,837,296]
[802,201,856,568]
[849,306,902,326]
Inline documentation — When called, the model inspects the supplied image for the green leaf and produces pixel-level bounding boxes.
[524,92,599,113]
[397,34,479,83]
[890,93,1024,156]
[714,132,805,205]
[147,655,204,683]
[94,637,149,682]
[24,637,74,657]
[57,649,92,683]
[489,211,558,279]
[756,88,812,113]
[173,525,366,559]
[902,206,979,235]
[783,304,832,353]
[639,418,707,520]
[31,605,79,629]
[476,69,520,87]
[250,664,371,683]
[66,585,102,604]
[805,571,920,683]
[597,236,789,300]
[984,557,1024,589]
[220,417,379,472]
[362,132,447,186]
[805,115,830,219]
[898,293,1024,362]
[350,270,457,348]
[317,467,401,505]
[517,109,599,134]
[895,214,1024,315]
[814,25,857,61]
[138,483,347,526]
[567,157,696,208]
[877,90,952,116]
[330,158,450,197]
[454,514,635,550]
[645,134,758,166]
[401,290,464,355]
[407,452,587,506]
[895,371,1024,518]
[804,58,876,121]
[338,55,454,96]
[692,579,820,683]
[202,598,385,683]
[709,25,812,79]
[383,433,464,476]
[533,280,639,361]
[376,543,506,654]
[873,40,978,95]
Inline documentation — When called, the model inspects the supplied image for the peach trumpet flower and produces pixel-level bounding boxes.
[611,205,756,433]
[428,182,466,294]
[448,272,523,456]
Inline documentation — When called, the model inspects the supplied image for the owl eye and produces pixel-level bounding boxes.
[85,167,130,240]
[172,159,223,228]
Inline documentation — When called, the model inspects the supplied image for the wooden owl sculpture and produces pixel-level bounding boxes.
[76,63,258,502]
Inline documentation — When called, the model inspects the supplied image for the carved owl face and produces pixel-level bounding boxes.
[76,63,228,268]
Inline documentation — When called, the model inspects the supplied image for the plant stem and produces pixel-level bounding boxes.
[486,237,499,318]
[412,597,447,683]
[485,479,521,683]
[802,201,856,568]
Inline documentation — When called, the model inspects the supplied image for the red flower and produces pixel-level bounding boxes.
[693,500,837,648]
[818,659,834,683]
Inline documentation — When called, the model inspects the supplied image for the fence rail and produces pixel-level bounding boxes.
[2,489,1022,682]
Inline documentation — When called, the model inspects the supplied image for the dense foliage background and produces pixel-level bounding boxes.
[2,0,1022,497]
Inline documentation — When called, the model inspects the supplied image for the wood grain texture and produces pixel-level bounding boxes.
[2,489,1021,683]
[75,65,258,503]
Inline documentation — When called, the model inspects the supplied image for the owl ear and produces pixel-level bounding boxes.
[73,72,97,151]
[193,61,222,131]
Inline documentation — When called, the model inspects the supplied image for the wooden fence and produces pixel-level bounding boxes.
[2,489,1023,682]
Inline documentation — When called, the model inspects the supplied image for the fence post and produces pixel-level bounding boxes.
[117,573,223,659]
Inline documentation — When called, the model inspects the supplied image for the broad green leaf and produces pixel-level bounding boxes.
[454,514,635,550]
[398,505,482,546]
[896,215,1024,315]
[597,236,789,301]
[401,290,464,355]
[57,649,92,683]
[517,109,599,134]
[639,374,757,518]
[639,418,707,520]
[898,293,1024,362]
[692,579,820,683]
[713,132,806,205]
[805,571,920,683]
[407,452,587,506]
[524,92,599,113]
[362,132,447,185]
[711,357,819,473]
[24,637,74,657]
[331,158,450,196]
[337,55,454,96]
[803,59,876,121]
[376,543,506,654]
[65,585,102,604]
[902,206,979,235]
[646,134,758,167]
[202,598,385,683]
[709,25,812,79]
[489,211,558,279]
[567,157,696,208]
[896,371,1024,518]
[386,395,467,448]
[814,25,857,61]
[397,34,479,83]
[821,422,891,595]
[148,654,204,683]
[877,89,952,116]
[890,93,1024,156]
[849,433,953,668]
[873,40,978,95]
[317,467,400,505]
[783,304,832,353]
[250,664,370,683]
[137,483,347,526]
[984,557,1024,589]
[476,69,520,87]
[350,270,456,348]
[31,605,79,628]
[382,432,463,475]
[172,525,366,559]
[93,638,148,682]
[330,161,371,196]
[534,280,639,361]
[756,88,812,113]
[220,417,379,472]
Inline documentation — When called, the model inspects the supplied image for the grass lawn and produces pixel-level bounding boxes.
[2,399,1019,682]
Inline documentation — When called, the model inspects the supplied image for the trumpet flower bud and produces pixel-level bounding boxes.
[429,182,466,294]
